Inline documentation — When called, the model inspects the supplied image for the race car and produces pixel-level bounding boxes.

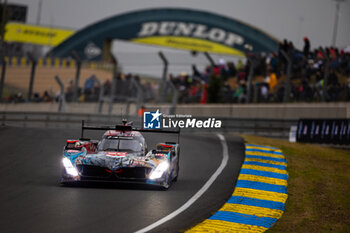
[61,121,180,189]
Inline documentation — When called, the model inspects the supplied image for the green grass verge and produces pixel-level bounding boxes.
[242,135,350,233]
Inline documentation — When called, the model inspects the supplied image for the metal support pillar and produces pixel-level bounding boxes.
[321,48,330,102]
[0,58,6,102]
[71,51,81,102]
[158,51,168,102]
[55,75,66,112]
[109,53,118,114]
[204,52,215,67]
[27,52,37,101]
[253,83,259,103]
[95,77,104,113]
[132,78,144,116]
[245,53,255,103]
[331,0,344,47]
[280,50,292,103]
[168,81,178,115]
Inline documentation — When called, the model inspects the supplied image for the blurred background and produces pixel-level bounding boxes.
[0,0,349,139]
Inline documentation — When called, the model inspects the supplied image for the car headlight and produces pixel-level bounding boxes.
[62,157,79,177]
[149,161,169,180]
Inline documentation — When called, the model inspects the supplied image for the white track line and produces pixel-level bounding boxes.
[134,133,229,233]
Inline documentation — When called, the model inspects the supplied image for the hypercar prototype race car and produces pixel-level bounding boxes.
[61,121,180,189]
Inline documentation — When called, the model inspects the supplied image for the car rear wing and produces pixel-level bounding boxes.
[80,120,180,143]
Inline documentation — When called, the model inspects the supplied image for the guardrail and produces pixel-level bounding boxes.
[0,111,296,138]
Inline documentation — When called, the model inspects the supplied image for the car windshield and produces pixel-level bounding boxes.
[99,138,143,152]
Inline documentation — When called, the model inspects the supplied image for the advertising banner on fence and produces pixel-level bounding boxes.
[297,119,350,144]
[4,22,74,46]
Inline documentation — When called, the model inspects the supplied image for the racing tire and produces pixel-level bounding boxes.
[172,150,180,182]
[161,173,172,190]
[60,180,76,187]
[173,163,179,182]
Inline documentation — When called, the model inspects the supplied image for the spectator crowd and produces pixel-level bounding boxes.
[170,37,350,103]
[3,37,350,104]
[3,73,157,103]
[64,73,157,103]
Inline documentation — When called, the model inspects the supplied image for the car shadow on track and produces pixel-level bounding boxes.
[59,181,174,191]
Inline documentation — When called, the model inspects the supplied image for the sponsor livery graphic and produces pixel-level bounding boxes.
[61,123,180,189]
[143,110,162,129]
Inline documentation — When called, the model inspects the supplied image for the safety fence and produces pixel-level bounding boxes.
[0,52,178,115]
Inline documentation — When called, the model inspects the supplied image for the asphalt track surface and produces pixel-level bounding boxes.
[0,126,245,233]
